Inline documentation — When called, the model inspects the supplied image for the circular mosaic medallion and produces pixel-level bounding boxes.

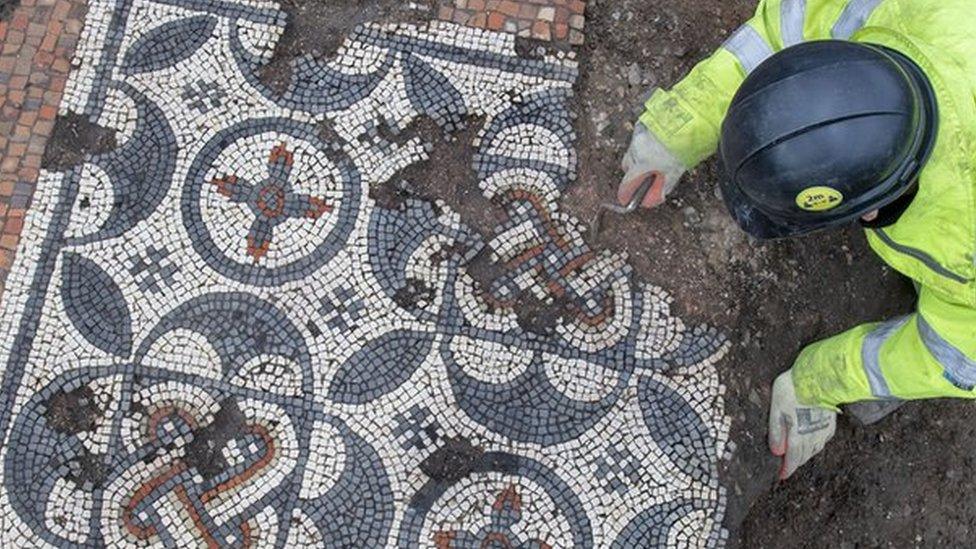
[182,119,361,286]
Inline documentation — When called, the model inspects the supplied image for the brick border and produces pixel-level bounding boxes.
[0,0,86,295]
[437,0,586,44]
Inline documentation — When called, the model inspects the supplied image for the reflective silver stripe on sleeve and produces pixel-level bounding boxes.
[723,24,774,73]
[861,316,909,399]
[832,0,884,39]
[780,0,806,46]
[874,229,970,284]
[918,315,976,390]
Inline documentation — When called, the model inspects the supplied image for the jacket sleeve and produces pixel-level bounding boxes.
[639,0,854,168]
[791,288,976,410]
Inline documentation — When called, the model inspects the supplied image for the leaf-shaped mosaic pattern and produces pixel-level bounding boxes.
[404,54,466,130]
[638,376,716,481]
[60,252,133,357]
[328,330,434,404]
[121,16,217,75]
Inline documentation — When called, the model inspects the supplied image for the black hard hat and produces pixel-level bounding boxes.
[718,40,938,239]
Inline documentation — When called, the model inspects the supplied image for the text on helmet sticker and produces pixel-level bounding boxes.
[796,186,844,212]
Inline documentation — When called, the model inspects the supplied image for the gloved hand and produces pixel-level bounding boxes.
[618,121,687,209]
[768,370,837,480]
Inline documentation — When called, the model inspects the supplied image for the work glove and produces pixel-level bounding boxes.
[768,370,837,480]
[618,121,687,209]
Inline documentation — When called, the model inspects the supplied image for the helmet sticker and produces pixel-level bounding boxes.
[796,186,844,212]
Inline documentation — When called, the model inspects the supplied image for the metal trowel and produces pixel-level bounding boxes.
[589,172,663,237]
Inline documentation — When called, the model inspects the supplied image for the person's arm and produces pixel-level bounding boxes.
[791,288,976,410]
[639,0,856,169]
[770,287,976,478]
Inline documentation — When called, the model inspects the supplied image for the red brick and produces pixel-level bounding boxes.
[6,143,27,158]
[11,124,31,140]
[5,88,25,104]
[487,11,506,30]
[0,250,15,271]
[498,1,520,16]
[0,56,15,73]
[4,29,24,47]
[17,166,39,181]
[27,22,48,43]
[18,111,37,126]
[531,20,551,40]
[0,234,19,251]
[10,14,29,32]
[0,157,18,172]
[21,154,41,171]
[34,120,53,137]
[52,58,70,74]
[40,31,58,52]
[13,56,32,76]
[52,0,71,20]
[553,22,569,40]
[8,75,27,90]
[4,219,24,236]
[554,6,570,23]
[34,51,55,67]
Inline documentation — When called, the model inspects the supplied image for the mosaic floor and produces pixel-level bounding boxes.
[0,0,731,546]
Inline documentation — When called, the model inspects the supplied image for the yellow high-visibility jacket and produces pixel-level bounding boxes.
[640,0,976,408]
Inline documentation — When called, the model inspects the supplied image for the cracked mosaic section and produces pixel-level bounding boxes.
[0,1,729,546]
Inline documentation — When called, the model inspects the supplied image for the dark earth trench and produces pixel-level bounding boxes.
[45,0,974,547]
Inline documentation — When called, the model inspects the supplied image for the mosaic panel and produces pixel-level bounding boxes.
[0,0,730,546]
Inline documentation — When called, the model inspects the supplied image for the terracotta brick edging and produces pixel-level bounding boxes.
[438,0,587,44]
[0,0,86,294]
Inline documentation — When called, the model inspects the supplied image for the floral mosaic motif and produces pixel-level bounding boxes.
[210,143,335,263]
[393,405,441,451]
[127,245,179,293]
[181,79,226,114]
[434,485,553,549]
[593,446,643,496]
[317,286,366,332]
[0,0,732,546]
[182,119,361,285]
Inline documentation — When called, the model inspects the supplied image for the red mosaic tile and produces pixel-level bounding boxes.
[437,0,587,44]
[0,0,88,301]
